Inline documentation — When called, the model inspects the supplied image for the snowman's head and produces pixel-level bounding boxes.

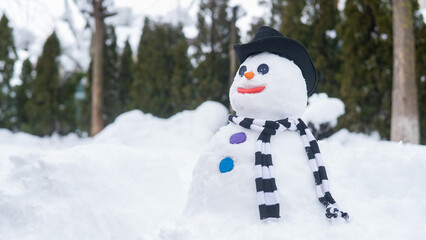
[229,52,307,120]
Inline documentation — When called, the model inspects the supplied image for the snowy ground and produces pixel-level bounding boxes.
[0,100,426,239]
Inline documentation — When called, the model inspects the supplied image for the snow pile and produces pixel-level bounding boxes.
[95,101,228,148]
[0,102,228,240]
[0,100,425,240]
[302,92,345,129]
[162,128,426,240]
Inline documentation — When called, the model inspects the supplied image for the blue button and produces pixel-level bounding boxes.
[219,157,234,173]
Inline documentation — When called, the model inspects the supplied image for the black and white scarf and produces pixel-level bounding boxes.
[228,115,349,221]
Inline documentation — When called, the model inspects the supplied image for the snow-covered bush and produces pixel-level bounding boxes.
[302,93,345,139]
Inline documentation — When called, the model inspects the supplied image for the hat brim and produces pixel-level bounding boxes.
[234,36,317,96]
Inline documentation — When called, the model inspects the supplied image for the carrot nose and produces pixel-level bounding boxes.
[244,71,255,80]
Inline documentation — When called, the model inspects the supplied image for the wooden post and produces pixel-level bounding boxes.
[391,0,420,144]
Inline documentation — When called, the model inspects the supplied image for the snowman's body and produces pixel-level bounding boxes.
[185,52,322,220]
[185,123,321,220]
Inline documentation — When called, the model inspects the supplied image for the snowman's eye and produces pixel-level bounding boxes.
[257,64,269,75]
[238,65,247,77]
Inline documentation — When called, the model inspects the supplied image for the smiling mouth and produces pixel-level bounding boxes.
[237,86,265,94]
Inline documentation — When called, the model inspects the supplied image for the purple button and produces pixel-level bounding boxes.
[230,132,246,144]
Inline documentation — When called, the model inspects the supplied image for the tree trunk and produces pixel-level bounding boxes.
[91,0,105,136]
[391,0,420,144]
[229,6,238,111]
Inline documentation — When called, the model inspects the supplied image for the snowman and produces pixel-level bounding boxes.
[185,26,348,221]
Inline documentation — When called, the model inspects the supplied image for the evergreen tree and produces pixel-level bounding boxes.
[102,25,120,125]
[26,32,61,136]
[192,0,234,107]
[57,71,82,135]
[170,37,193,114]
[15,58,34,131]
[279,0,309,45]
[117,39,134,112]
[0,14,17,128]
[82,61,94,132]
[272,0,341,97]
[337,0,393,138]
[269,0,284,29]
[132,18,190,117]
[412,0,426,144]
[307,0,341,97]
[131,18,153,113]
[132,18,171,117]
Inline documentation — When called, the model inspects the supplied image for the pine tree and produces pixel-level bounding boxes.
[117,39,134,112]
[337,0,393,139]
[132,18,190,117]
[132,18,156,113]
[412,0,426,144]
[26,32,61,136]
[0,14,17,129]
[102,25,120,125]
[57,71,82,135]
[170,36,193,114]
[307,0,341,97]
[279,0,309,46]
[271,0,342,97]
[192,0,234,107]
[15,58,34,131]
[270,0,284,29]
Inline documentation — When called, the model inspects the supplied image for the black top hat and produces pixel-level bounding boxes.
[234,26,317,96]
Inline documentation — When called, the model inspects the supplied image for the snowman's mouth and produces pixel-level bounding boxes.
[237,86,265,94]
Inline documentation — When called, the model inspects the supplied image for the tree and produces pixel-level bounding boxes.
[170,36,193,113]
[229,5,241,92]
[26,32,61,136]
[337,0,393,139]
[15,58,34,131]
[0,14,17,129]
[413,1,426,144]
[57,71,81,135]
[102,24,120,125]
[192,0,234,107]
[132,19,190,117]
[117,39,134,112]
[272,0,342,97]
[307,0,341,97]
[279,0,309,45]
[391,0,419,143]
[85,24,121,131]
[89,0,116,136]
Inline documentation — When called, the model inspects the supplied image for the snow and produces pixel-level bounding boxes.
[0,99,424,239]
[302,93,345,129]
[0,101,228,239]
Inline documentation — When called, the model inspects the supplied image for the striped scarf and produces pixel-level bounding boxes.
[228,115,349,221]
